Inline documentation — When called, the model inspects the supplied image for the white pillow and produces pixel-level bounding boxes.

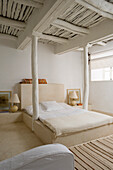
[24,105,33,116]
[24,104,44,115]
[40,101,64,112]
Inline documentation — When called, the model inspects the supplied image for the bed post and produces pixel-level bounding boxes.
[83,45,89,110]
[31,35,39,131]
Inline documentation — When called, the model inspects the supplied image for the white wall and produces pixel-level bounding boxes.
[0,40,83,101]
[89,41,113,114]
[0,40,31,92]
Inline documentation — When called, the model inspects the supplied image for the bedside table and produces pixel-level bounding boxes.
[73,105,83,109]
[0,111,23,125]
[73,104,92,111]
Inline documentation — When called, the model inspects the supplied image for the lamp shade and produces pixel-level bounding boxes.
[69,91,78,99]
[9,93,20,103]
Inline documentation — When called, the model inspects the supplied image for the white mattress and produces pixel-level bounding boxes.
[38,103,113,136]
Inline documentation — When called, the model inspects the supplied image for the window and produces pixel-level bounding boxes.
[90,50,113,81]
[91,67,113,81]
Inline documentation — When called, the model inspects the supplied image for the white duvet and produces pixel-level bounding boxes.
[38,103,113,136]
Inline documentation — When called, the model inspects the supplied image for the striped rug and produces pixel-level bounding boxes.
[69,135,113,170]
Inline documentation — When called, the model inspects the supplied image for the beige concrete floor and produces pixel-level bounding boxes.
[0,122,43,161]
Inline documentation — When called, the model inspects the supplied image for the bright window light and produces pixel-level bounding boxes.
[90,49,113,81]
[91,67,113,81]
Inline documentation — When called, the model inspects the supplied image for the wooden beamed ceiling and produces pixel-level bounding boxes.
[55,19,113,54]
[33,31,68,44]
[0,0,113,52]
[13,0,43,8]
[74,0,113,19]
[0,16,26,29]
[0,0,44,39]
[52,19,89,35]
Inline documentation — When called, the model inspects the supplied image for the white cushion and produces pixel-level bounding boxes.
[40,101,64,112]
[24,105,33,116]
[0,144,74,170]
[24,104,44,115]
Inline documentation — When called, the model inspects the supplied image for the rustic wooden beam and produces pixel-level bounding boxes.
[17,0,75,49]
[74,0,113,19]
[31,35,39,130]
[33,31,68,44]
[84,0,113,15]
[55,19,113,54]
[35,0,75,33]
[0,33,17,40]
[83,45,89,110]
[0,16,26,29]
[14,0,43,8]
[96,41,106,46]
[52,19,89,35]
[17,37,31,50]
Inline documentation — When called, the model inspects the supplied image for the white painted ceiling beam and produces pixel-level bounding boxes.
[0,16,26,29]
[108,0,113,2]
[33,32,68,44]
[84,0,113,15]
[55,19,113,54]
[74,0,113,19]
[17,0,75,49]
[96,41,106,46]
[17,37,31,50]
[14,0,43,8]
[35,0,75,33]
[52,19,89,35]
[0,33,17,41]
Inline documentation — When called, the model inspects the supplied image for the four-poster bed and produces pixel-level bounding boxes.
[20,84,113,147]
[31,31,90,130]
[30,27,113,147]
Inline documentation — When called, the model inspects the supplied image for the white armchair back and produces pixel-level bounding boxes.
[0,144,74,170]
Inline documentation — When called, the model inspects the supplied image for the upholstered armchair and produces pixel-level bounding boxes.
[0,144,74,170]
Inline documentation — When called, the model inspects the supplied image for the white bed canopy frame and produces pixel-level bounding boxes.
[31,36,39,130]
[31,35,89,130]
[29,0,113,130]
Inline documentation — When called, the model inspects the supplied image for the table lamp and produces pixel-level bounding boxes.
[9,93,20,112]
[69,91,78,106]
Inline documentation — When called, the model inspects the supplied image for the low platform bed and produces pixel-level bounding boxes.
[23,111,113,147]
[21,84,113,147]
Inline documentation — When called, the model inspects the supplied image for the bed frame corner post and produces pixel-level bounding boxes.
[31,35,39,131]
[83,45,89,110]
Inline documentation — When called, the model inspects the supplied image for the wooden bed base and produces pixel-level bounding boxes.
[23,112,113,147]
